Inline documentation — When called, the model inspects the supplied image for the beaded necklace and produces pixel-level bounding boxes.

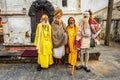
[42,25,49,40]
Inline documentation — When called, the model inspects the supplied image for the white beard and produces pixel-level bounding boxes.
[82,17,89,24]
[69,24,74,27]
[42,20,49,25]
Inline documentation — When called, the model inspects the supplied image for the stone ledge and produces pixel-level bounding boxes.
[0,11,26,16]
[3,44,36,51]
[3,43,35,46]
[4,46,36,51]
[0,52,100,63]
[0,57,37,63]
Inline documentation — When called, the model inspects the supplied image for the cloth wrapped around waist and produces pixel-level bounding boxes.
[53,45,65,59]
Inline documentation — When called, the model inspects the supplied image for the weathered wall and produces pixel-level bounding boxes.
[3,16,31,44]
[1,0,33,44]
[0,0,120,45]
[1,0,81,45]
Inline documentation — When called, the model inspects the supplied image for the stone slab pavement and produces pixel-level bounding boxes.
[0,43,120,80]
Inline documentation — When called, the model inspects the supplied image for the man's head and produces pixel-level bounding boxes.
[41,14,49,25]
[83,10,93,18]
[83,11,90,18]
[82,11,91,24]
[68,17,75,27]
[54,8,63,23]
[41,14,48,22]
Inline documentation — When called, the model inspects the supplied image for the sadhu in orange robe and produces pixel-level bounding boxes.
[66,25,78,66]
[34,23,53,68]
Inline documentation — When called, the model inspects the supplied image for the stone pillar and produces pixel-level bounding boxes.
[104,0,114,46]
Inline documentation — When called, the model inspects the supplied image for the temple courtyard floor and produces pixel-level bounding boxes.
[0,41,120,80]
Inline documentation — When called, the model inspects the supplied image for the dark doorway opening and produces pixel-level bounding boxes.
[36,8,49,24]
[29,0,54,43]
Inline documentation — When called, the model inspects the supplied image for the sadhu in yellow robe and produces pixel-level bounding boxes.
[34,23,53,68]
[66,25,78,66]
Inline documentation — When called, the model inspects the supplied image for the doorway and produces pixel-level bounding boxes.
[36,8,49,25]
[29,0,54,42]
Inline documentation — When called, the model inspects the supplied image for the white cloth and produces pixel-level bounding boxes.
[53,45,65,59]
[76,29,82,40]
[81,37,91,49]
[81,22,92,37]
[82,28,92,37]
[92,29,102,39]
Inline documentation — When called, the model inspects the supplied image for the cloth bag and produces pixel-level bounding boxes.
[74,40,81,50]
[90,38,95,47]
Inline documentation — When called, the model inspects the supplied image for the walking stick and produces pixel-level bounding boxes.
[71,51,77,75]
[71,65,75,75]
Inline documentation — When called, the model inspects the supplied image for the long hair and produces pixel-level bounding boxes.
[68,17,75,26]
[67,17,77,33]
[87,10,93,18]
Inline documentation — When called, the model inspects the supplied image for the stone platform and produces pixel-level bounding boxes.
[0,51,100,63]
[0,43,101,63]
[0,44,120,80]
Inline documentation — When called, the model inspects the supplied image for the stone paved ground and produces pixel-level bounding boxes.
[0,42,120,80]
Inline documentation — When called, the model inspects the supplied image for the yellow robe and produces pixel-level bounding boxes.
[66,25,78,66]
[34,23,53,68]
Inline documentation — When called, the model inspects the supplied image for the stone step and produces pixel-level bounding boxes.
[0,50,37,63]
[0,56,37,63]
[0,59,37,63]
[0,52,100,63]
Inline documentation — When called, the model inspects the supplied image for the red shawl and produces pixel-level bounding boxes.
[89,18,102,34]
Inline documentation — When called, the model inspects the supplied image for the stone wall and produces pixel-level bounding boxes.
[0,0,119,45]
[0,0,81,45]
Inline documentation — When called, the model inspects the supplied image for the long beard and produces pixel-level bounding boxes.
[55,18,61,25]
[69,23,75,27]
[82,17,89,24]
[42,20,49,25]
